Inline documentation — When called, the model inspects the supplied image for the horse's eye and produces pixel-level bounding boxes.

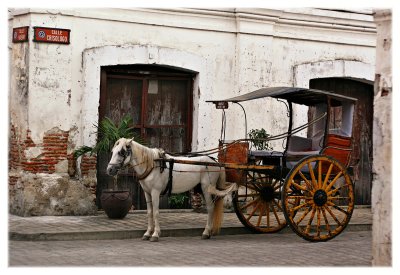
[118,149,126,157]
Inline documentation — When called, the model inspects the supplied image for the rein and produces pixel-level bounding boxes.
[165,112,327,157]
[110,159,154,180]
[136,165,154,180]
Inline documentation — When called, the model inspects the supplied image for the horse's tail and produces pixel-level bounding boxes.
[207,170,238,197]
[209,169,238,235]
[211,197,224,235]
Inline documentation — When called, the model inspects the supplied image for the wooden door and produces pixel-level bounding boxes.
[310,78,373,205]
[97,66,193,209]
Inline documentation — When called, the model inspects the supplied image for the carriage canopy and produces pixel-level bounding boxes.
[207,86,357,106]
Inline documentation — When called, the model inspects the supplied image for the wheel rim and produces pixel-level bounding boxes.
[233,171,287,233]
[282,155,354,241]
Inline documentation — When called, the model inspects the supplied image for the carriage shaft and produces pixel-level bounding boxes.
[155,158,274,171]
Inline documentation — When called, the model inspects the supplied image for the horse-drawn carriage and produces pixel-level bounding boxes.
[209,87,356,242]
[107,87,356,242]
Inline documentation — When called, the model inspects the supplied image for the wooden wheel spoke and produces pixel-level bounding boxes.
[318,160,322,189]
[257,203,266,227]
[324,206,342,226]
[288,199,300,205]
[316,207,321,236]
[289,200,313,213]
[271,203,281,226]
[266,202,270,227]
[305,206,316,234]
[245,182,261,191]
[325,171,343,191]
[308,162,318,189]
[298,171,313,190]
[240,198,259,211]
[287,195,312,200]
[250,180,264,191]
[327,185,346,196]
[294,206,312,225]
[321,207,332,234]
[322,163,334,189]
[327,202,350,216]
[328,196,350,201]
[272,198,284,212]
[246,200,262,221]
[290,180,308,192]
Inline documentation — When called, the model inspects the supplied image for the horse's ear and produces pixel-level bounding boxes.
[126,138,133,150]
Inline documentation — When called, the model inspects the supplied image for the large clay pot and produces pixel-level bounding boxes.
[100,189,132,219]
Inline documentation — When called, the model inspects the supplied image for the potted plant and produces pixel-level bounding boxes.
[74,115,145,219]
[168,193,189,209]
[248,128,273,150]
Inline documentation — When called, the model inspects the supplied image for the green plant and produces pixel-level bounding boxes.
[168,193,189,209]
[74,115,145,158]
[248,128,273,151]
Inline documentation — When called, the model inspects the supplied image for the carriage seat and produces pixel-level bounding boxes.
[286,135,321,157]
[285,135,322,170]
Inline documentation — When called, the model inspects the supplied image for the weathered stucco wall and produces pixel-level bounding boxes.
[8,8,376,216]
[372,9,392,266]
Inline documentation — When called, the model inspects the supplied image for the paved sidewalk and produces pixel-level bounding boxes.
[9,207,371,241]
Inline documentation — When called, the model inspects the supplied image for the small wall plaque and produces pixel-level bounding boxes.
[12,26,29,43]
[33,27,70,44]
[214,101,229,109]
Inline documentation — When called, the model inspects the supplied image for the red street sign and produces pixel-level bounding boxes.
[12,26,29,43]
[33,27,70,44]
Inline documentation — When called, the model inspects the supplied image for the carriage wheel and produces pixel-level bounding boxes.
[282,155,354,242]
[233,170,287,233]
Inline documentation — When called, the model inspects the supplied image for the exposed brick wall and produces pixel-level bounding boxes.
[9,125,74,174]
[9,124,21,170]
[9,175,19,186]
[23,129,69,173]
[80,154,97,176]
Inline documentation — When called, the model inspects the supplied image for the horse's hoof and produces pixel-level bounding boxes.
[142,235,150,241]
[150,236,159,242]
[201,234,210,240]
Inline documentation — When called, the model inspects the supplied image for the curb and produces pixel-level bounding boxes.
[9,223,371,241]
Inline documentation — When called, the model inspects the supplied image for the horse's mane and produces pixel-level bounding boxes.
[130,139,161,169]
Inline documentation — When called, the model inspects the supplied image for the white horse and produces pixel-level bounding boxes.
[106,137,237,242]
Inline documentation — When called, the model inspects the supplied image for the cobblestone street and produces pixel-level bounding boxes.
[9,230,371,266]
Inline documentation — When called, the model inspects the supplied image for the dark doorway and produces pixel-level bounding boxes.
[310,77,373,205]
[97,65,194,209]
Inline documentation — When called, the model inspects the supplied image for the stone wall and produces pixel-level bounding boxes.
[9,172,97,216]
[8,124,97,216]
[372,9,392,266]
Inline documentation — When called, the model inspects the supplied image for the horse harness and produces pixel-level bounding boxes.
[131,149,174,197]
[158,151,174,197]
[120,145,156,181]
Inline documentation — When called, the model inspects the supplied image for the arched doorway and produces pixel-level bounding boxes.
[309,77,373,205]
[97,64,195,209]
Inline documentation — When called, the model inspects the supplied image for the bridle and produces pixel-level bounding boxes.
[109,144,154,180]
[108,145,132,172]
